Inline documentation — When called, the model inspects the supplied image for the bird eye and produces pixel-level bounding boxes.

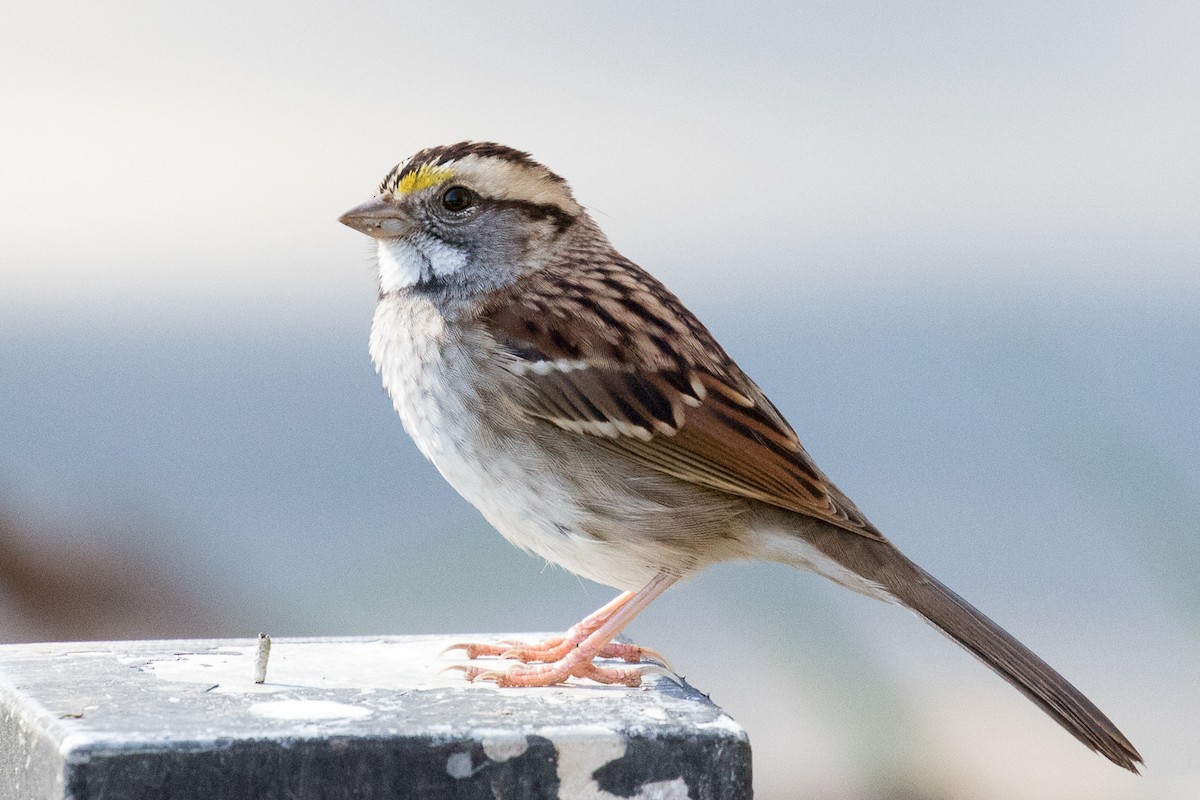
[440,186,475,213]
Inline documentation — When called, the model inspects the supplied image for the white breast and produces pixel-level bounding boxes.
[369,294,653,590]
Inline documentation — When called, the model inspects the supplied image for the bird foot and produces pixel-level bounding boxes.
[443,635,669,668]
[440,578,680,688]
[444,655,672,687]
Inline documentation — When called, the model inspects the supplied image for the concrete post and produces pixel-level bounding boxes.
[0,635,751,799]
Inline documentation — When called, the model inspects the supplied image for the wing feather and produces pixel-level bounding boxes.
[479,266,882,539]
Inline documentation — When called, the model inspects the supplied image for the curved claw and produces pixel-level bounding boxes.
[440,664,504,683]
[636,647,674,671]
[440,641,509,660]
[634,662,683,686]
[599,643,674,670]
[466,668,508,684]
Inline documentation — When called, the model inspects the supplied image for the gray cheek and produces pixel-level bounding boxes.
[459,216,530,280]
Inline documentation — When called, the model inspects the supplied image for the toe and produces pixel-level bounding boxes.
[440,641,511,659]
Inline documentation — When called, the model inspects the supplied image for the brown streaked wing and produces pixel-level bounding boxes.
[479,279,882,540]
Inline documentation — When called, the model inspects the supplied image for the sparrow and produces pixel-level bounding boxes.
[338,141,1141,772]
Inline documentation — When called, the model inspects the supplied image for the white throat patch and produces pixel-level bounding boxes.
[376,234,468,292]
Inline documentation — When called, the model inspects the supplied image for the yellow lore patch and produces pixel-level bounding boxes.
[396,165,455,195]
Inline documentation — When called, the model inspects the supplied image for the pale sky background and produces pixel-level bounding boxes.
[3,1,1198,320]
[2,4,1199,799]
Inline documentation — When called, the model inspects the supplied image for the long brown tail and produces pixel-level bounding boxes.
[800,528,1143,772]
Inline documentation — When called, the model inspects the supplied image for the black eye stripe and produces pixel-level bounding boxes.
[487,198,576,233]
[434,188,577,234]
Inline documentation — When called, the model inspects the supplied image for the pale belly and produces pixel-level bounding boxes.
[369,296,661,591]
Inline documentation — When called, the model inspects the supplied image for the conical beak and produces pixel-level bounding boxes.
[338,195,414,239]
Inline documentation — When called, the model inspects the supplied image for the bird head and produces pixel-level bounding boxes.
[339,142,588,294]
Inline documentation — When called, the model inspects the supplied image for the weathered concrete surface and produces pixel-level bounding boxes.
[0,635,751,799]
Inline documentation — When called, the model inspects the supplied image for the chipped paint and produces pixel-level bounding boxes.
[481,731,530,762]
[544,726,627,799]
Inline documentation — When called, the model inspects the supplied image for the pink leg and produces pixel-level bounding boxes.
[443,589,667,665]
[453,572,678,687]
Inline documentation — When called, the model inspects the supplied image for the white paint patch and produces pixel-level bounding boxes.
[140,649,276,691]
[539,726,690,799]
[248,700,371,721]
[629,780,690,799]
[446,751,477,779]
[695,713,744,734]
[545,726,626,800]
[481,732,529,762]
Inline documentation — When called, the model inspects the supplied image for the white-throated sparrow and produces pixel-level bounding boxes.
[339,142,1140,772]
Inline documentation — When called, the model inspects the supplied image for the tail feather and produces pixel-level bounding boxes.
[798,528,1143,772]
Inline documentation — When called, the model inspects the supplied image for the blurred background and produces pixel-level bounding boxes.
[2,2,1197,798]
